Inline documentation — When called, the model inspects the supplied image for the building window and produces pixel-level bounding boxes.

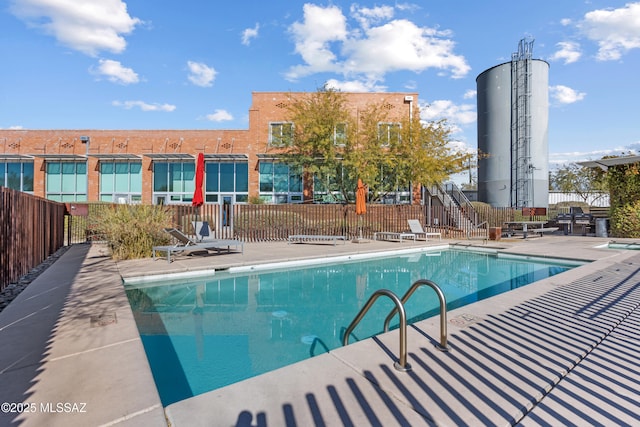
[378,122,401,146]
[269,122,294,147]
[153,161,195,204]
[0,161,34,192]
[377,165,412,204]
[99,161,142,203]
[259,162,302,203]
[46,161,87,202]
[334,123,347,146]
[313,167,347,203]
[205,161,249,203]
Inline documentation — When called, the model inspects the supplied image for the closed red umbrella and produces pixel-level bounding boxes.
[192,153,204,207]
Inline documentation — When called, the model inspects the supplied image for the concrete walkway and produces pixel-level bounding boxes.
[1,236,639,426]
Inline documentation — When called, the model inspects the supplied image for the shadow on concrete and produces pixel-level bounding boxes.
[0,244,89,426]
[224,253,640,426]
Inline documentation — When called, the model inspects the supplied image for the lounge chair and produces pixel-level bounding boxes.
[153,228,243,263]
[288,235,347,245]
[407,219,442,241]
[373,232,416,243]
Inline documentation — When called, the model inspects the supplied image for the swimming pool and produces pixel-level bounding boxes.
[605,241,640,250]
[124,248,580,406]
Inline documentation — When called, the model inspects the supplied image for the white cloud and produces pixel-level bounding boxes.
[549,41,582,64]
[395,3,420,13]
[286,4,469,82]
[420,99,476,126]
[324,78,386,92]
[91,59,139,84]
[206,109,233,122]
[187,61,217,87]
[241,23,260,46]
[112,100,176,112]
[404,80,418,90]
[463,89,476,100]
[549,85,586,104]
[579,2,640,60]
[287,4,348,78]
[10,0,141,56]
[350,4,394,29]
[345,19,468,79]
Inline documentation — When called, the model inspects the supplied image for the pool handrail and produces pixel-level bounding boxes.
[383,279,449,352]
[342,289,411,372]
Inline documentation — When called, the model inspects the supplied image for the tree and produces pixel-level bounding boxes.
[279,86,470,203]
[607,161,640,209]
[350,104,470,201]
[279,86,357,202]
[549,163,608,203]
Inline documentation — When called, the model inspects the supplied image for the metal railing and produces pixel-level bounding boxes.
[65,201,558,245]
[383,279,449,351]
[342,289,412,372]
[342,279,450,371]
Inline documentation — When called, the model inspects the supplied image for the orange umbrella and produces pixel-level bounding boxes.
[354,179,367,242]
[355,178,366,215]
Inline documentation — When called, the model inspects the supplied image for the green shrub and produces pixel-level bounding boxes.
[92,204,174,260]
[610,201,640,238]
[248,195,265,204]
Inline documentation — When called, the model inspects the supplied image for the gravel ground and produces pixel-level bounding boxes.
[0,246,70,313]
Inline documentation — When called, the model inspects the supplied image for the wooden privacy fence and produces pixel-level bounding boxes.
[0,187,66,293]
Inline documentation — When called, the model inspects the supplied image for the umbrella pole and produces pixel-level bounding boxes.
[353,214,368,243]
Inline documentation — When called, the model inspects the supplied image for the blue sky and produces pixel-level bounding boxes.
[2,1,640,177]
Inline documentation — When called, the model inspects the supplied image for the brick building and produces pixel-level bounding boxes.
[0,91,417,206]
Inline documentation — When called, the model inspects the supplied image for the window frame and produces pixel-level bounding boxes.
[378,122,402,147]
[269,122,294,147]
[0,160,34,192]
[99,160,143,203]
[204,161,249,204]
[45,161,87,202]
[152,161,195,204]
[334,123,348,147]
[258,161,303,204]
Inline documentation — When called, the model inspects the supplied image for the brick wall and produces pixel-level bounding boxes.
[0,91,418,202]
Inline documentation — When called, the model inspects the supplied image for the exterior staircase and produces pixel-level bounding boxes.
[426,182,480,231]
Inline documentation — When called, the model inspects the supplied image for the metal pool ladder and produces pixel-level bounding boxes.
[342,279,449,373]
[343,289,412,372]
[384,279,449,352]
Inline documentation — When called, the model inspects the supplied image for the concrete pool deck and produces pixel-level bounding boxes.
[1,235,639,426]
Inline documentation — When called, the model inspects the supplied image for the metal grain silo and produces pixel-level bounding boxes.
[476,39,549,208]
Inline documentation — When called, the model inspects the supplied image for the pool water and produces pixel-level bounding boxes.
[124,248,578,406]
[607,242,640,250]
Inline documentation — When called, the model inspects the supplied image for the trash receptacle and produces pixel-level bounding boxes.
[489,227,501,241]
[595,218,608,238]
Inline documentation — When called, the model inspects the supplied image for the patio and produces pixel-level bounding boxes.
[1,236,639,426]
